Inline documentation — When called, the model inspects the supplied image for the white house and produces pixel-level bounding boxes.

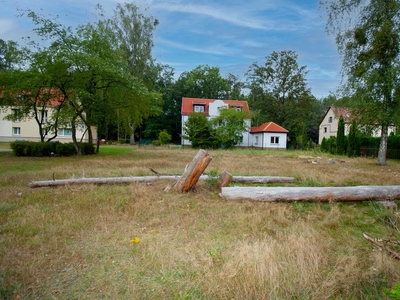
[250,122,289,149]
[319,106,396,144]
[181,97,288,149]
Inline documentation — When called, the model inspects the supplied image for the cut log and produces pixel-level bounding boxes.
[29,174,295,188]
[220,185,400,202]
[231,176,294,184]
[29,176,181,188]
[174,149,212,192]
[219,170,232,187]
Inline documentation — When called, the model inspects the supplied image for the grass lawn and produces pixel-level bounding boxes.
[1,145,399,299]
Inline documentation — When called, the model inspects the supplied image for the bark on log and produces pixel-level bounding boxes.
[219,170,232,187]
[220,186,400,202]
[174,149,212,192]
[231,176,294,184]
[29,175,295,188]
[29,176,181,188]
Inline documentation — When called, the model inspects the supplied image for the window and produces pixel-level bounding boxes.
[271,136,279,144]
[59,128,72,136]
[13,127,21,135]
[11,109,20,122]
[232,106,242,112]
[193,105,205,112]
[255,136,258,145]
[328,116,333,123]
[324,127,327,133]
[41,110,48,123]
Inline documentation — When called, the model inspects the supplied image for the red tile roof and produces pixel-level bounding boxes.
[181,97,250,115]
[250,122,288,133]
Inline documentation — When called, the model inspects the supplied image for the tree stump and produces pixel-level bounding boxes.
[174,149,212,192]
[219,170,232,187]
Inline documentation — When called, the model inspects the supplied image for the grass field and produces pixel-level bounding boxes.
[1,144,400,299]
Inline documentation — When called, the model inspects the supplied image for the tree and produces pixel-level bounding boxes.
[0,39,18,71]
[182,112,218,149]
[347,119,360,157]
[175,65,229,99]
[209,108,249,148]
[245,50,314,142]
[337,115,346,155]
[323,0,400,165]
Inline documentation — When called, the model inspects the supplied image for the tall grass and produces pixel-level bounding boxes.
[0,145,399,299]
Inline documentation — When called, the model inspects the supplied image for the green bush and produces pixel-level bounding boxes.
[152,140,162,146]
[385,283,400,300]
[158,130,172,145]
[11,141,95,157]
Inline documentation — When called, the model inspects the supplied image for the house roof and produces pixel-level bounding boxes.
[250,122,288,133]
[1,88,67,107]
[319,106,352,125]
[181,97,250,115]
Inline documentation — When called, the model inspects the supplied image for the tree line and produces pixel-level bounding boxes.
[1,1,399,163]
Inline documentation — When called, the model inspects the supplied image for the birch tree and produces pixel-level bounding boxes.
[323,0,400,165]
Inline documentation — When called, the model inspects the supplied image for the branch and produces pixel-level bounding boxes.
[363,233,400,260]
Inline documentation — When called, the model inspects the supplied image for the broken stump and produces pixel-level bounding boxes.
[174,149,212,192]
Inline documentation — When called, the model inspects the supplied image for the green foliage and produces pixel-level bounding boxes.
[245,50,315,141]
[323,0,400,165]
[10,141,94,157]
[152,140,162,146]
[158,130,172,145]
[385,283,400,300]
[320,137,328,152]
[337,116,346,155]
[347,119,360,157]
[209,108,249,149]
[183,113,219,149]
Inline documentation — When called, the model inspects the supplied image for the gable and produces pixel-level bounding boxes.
[181,97,250,116]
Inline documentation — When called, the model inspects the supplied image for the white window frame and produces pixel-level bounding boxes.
[59,128,72,136]
[193,105,205,113]
[271,136,279,144]
[41,110,48,123]
[12,109,20,122]
[13,127,21,135]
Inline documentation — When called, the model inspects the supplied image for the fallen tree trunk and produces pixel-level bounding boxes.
[174,149,213,192]
[220,186,400,202]
[29,174,295,189]
[231,176,294,184]
[29,176,181,188]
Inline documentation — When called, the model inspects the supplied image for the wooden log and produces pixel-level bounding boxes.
[29,176,183,188]
[220,185,400,202]
[219,170,232,187]
[231,176,294,184]
[29,175,294,188]
[174,149,212,192]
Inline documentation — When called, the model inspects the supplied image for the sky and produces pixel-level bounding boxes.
[0,0,342,98]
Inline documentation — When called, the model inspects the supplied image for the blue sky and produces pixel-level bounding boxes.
[0,0,342,98]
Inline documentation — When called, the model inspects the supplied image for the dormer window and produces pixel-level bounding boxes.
[193,105,205,113]
[233,106,242,112]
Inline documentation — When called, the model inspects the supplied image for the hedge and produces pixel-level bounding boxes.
[10,141,95,157]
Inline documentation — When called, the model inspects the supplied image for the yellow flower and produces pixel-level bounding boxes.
[130,237,140,243]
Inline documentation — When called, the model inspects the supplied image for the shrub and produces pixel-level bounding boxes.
[10,141,96,157]
[152,140,162,146]
[158,130,172,145]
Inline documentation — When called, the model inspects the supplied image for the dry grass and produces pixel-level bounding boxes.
[1,145,400,299]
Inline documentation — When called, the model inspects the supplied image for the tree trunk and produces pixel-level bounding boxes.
[219,170,232,187]
[29,174,294,188]
[174,149,212,192]
[71,116,82,156]
[377,124,388,165]
[220,185,400,202]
